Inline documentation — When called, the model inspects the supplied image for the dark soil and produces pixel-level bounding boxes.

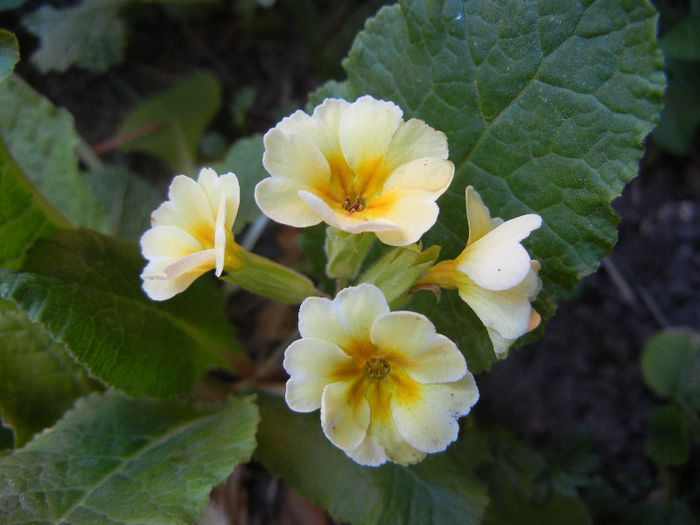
[3,0,700,523]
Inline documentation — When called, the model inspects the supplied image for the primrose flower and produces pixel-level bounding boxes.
[140,167,241,301]
[418,187,542,356]
[255,95,454,246]
[283,283,479,466]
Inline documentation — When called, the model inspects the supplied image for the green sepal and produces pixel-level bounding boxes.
[359,243,440,305]
[222,248,321,304]
[324,227,375,280]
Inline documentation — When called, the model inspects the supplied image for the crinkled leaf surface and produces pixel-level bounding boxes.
[0,301,95,447]
[0,75,108,231]
[0,229,240,397]
[211,134,266,234]
[0,391,259,524]
[22,0,128,73]
[0,31,19,83]
[255,393,489,525]
[119,70,222,174]
[311,0,665,372]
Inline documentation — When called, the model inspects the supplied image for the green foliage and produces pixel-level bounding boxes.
[84,165,162,240]
[0,31,19,83]
[0,391,259,524]
[211,134,267,234]
[326,229,375,281]
[0,229,240,397]
[659,16,700,61]
[653,10,700,154]
[22,0,129,73]
[0,136,67,270]
[119,70,223,174]
[0,75,108,232]
[641,328,700,405]
[360,243,440,306]
[310,0,665,372]
[0,0,28,12]
[255,393,489,525]
[0,301,95,447]
[644,404,690,467]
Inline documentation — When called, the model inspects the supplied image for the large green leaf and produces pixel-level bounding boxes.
[312,0,665,372]
[0,391,259,524]
[0,301,95,447]
[0,30,19,83]
[22,0,129,73]
[0,135,68,270]
[0,229,241,397]
[0,75,108,231]
[255,393,490,525]
[119,70,222,174]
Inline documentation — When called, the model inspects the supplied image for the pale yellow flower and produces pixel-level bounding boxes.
[283,283,479,466]
[418,186,542,356]
[140,167,240,301]
[255,95,454,246]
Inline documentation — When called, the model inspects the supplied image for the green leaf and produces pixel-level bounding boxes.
[211,134,267,234]
[255,393,489,525]
[120,70,222,174]
[641,328,700,402]
[22,0,128,73]
[0,75,108,231]
[659,16,700,61]
[0,31,19,83]
[0,228,240,397]
[0,301,96,447]
[85,165,162,239]
[0,0,28,12]
[0,135,67,270]
[314,0,665,372]
[0,391,259,524]
[644,404,689,467]
[652,60,700,155]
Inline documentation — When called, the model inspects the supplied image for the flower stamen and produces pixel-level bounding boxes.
[366,356,391,380]
[342,193,366,213]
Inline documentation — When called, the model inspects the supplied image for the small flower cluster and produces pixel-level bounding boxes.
[139,95,542,467]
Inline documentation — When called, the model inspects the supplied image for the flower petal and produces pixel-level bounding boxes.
[456,213,541,291]
[382,157,454,199]
[339,95,402,175]
[465,186,503,245]
[347,411,425,467]
[140,226,204,260]
[214,192,227,276]
[162,249,217,279]
[373,198,439,246]
[321,380,370,451]
[456,266,541,340]
[391,374,479,453]
[141,254,214,301]
[385,118,449,173]
[297,284,389,352]
[162,174,215,229]
[255,178,323,227]
[262,128,330,187]
[283,338,355,412]
[371,311,466,384]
